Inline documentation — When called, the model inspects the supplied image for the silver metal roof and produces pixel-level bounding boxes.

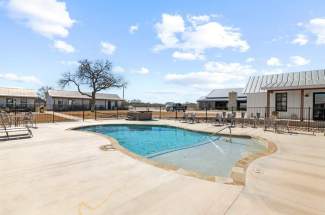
[197,97,247,102]
[48,90,122,100]
[197,88,246,102]
[243,70,325,94]
[206,88,246,98]
[0,87,37,98]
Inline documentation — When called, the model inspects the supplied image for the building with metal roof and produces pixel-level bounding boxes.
[243,70,325,94]
[243,70,325,120]
[0,87,37,111]
[197,88,247,110]
[46,90,123,111]
[0,87,37,98]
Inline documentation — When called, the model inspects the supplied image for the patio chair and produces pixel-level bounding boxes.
[249,113,258,128]
[256,112,261,127]
[189,113,198,124]
[226,113,236,127]
[264,111,278,132]
[214,113,223,126]
[232,112,237,127]
[0,112,33,140]
[180,113,188,123]
[241,112,246,128]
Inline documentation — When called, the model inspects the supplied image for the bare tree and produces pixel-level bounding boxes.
[38,86,53,101]
[59,59,125,111]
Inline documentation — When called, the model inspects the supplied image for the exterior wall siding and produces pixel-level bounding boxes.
[246,89,325,120]
[46,96,122,110]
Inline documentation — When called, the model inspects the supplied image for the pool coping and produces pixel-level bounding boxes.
[69,122,277,185]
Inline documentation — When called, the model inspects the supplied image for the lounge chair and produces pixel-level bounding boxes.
[0,112,33,140]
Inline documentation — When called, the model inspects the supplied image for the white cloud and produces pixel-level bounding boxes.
[0,73,42,85]
[134,67,150,75]
[292,34,308,45]
[290,56,310,66]
[165,61,256,89]
[112,66,125,73]
[307,18,325,45]
[188,15,210,26]
[100,41,116,55]
[172,51,204,61]
[129,24,139,34]
[245,57,255,63]
[6,0,75,38]
[154,14,185,50]
[154,13,249,59]
[266,57,282,66]
[53,40,75,53]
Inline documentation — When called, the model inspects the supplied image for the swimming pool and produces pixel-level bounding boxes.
[79,124,267,177]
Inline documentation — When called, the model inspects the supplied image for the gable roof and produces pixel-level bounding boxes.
[0,87,37,98]
[197,88,246,102]
[206,88,246,98]
[243,70,325,94]
[48,90,122,100]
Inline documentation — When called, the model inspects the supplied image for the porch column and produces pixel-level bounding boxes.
[300,89,304,121]
[266,90,271,118]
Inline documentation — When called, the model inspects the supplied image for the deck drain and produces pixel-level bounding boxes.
[100,145,115,151]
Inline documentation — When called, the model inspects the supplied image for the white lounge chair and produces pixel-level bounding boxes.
[0,112,33,140]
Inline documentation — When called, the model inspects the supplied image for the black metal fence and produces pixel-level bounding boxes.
[0,104,36,112]
[1,104,324,133]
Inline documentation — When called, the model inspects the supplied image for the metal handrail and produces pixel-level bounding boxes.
[209,125,232,141]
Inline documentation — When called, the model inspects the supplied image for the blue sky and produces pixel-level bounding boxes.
[0,0,325,103]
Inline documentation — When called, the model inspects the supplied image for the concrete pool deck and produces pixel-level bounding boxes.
[0,119,324,215]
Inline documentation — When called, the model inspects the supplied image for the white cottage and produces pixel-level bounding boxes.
[46,90,123,111]
[0,87,38,111]
[243,70,325,120]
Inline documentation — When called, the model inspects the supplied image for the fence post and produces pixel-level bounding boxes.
[116,107,119,119]
[82,105,85,121]
[264,107,267,131]
[94,106,97,120]
[308,107,310,132]
[14,104,17,126]
[175,111,178,120]
[52,109,55,123]
[159,106,162,119]
[205,107,208,123]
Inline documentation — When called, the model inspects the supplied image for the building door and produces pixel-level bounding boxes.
[313,92,325,120]
[107,101,111,110]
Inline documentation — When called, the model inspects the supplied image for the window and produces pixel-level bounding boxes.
[313,92,325,120]
[275,93,287,112]
[6,98,13,105]
[21,98,27,108]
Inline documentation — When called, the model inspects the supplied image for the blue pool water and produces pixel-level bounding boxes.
[79,124,267,177]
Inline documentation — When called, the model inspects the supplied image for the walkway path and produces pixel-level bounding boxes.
[45,111,83,121]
